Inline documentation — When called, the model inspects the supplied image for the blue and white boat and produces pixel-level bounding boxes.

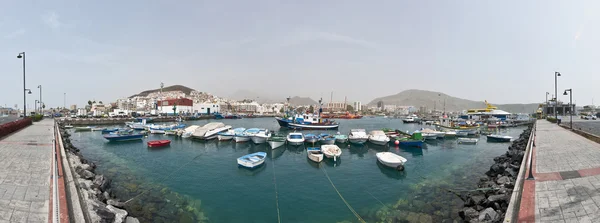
[237,152,267,168]
[232,128,249,142]
[218,129,235,141]
[276,114,339,130]
[103,133,144,142]
[318,133,336,145]
[304,133,319,144]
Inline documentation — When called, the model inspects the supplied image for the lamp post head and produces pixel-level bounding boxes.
[556,71,561,76]
[37,85,41,88]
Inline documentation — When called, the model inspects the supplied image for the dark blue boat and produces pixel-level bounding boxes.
[103,133,144,142]
[275,117,291,127]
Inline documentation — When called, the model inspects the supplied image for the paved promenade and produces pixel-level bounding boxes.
[0,119,53,223]
[520,120,600,223]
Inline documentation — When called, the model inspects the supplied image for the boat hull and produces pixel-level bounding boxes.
[268,140,285,149]
[349,138,368,144]
[275,117,290,127]
[103,134,144,142]
[148,140,171,147]
[218,134,234,141]
[319,139,335,145]
[234,136,250,143]
[150,129,165,134]
[287,123,339,130]
[335,138,348,143]
[305,138,318,144]
[287,140,304,146]
[237,152,267,168]
[376,152,407,170]
[486,137,511,142]
[369,139,390,146]
[251,136,268,144]
[307,150,324,163]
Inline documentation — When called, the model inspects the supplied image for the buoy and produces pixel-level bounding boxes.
[394,140,399,145]
[396,165,405,171]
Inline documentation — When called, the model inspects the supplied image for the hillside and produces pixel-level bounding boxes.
[129,85,196,98]
[289,96,318,106]
[367,89,539,114]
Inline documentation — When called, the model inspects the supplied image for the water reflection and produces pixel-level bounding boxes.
[234,142,251,150]
[237,163,267,176]
[395,146,424,157]
[323,158,342,167]
[377,161,407,180]
[306,158,322,169]
[347,144,369,157]
[268,147,286,160]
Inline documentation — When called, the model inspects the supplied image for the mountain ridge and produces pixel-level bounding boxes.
[368,89,539,113]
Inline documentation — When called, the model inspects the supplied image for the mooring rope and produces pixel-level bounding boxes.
[124,153,204,204]
[321,167,366,223]
[271,159,282,223]
[365,190,387,209]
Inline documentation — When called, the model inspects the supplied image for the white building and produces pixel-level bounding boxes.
[353,101,362,111]
[157,98,193,115]
[193,102,220,114]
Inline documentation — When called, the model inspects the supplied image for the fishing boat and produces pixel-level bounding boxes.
[376,152,407,171]
[267,135,286,149]
[147,140,171,148]
[277,113,339,130]
[321,145,342,161]
[307,147,324,163]
[181,125,200,138]
[368,130,390,146]
[457,138,479,144]
[348,129,369,144]
[486,135,512,142]
[395,137,424,147]
[250,129,271,144]
[74,126,94,132]
[304,133,319,144]
[318,134,336,145]
[334,133,348,144]
[287,132,305,146]
[192,122,231,140]
[233,128,250,143]
[237,152,267,168]
[287,122,339,130]
[103,132,144,142]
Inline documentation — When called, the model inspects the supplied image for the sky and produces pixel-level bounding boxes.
[1,0,599,109]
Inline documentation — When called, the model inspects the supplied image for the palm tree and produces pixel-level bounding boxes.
[99,101,103,104]
[88,100,92,106]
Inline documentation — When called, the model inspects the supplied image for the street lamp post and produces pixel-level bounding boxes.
[546,92,549,117]
[37,85,42,114]
[35,100,39,115]
[17,52,26,117]
[563,89,572,129]
[555,72,561,120]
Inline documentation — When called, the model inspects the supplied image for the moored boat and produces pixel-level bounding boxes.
[233,128,250,143]
[304,133,319,144]
[402,114,420,123]
[217,129,235,141]
[321,145,342,161]
[192,122,231,140]
[307,147,324,163]
[147,140,171,148]
[64,125,74,129]
[101,128,120,134]
[103,133,144,142]
[74,126,94,132]
[250,129,271,144]
[267,135,286,149]
[444,131,457,138]
[318,133,335,145]
[486,135,512,142]
[457,138,479,144]
[181,125,200,138]
[237,152,267,168]
[333,133,348,144]
[348,129,369,144]
[287,132,305,146]
[368,130,390,146]
[376,152,407,171]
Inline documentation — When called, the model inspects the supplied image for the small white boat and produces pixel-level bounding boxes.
[368,130,390,146]
[74,126,94,131]
[287,132,305,146]
[334,133,348,143]
[231,128,248,142]
[164,130,178,135]
[321,145,342,161]
[237,152,267,168]
[376,152,407,171]
[91,127,105,131]
[318,134,336,145]
[348,129,369,144]
[307,147,324,163]
[217,129,235,141]
[192,122,231,140]
[419,128,445,138]
[267,136,286,149]
[456,131,469,137]
[457,138,479,144]
[64,125,74,129]
[250,129,271,144]
[444,131,457,138]
[150,129,165,134]
[181,125,200,138]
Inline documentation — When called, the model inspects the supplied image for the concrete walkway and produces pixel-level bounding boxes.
[0,119,53,223]
[520,120,600,223]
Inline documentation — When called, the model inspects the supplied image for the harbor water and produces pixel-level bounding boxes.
[68,117,526,222]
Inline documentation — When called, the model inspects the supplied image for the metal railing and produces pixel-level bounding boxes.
[52,128,60,223]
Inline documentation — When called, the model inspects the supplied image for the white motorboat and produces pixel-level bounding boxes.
[237,152,266,168]
[250,129,271,144]
[287,132,305,146]
[150,129,165,134]
[368,130,390,146]
[348,129,369,144]
[444,131,457,138]
[321,145,342,161]
[457,138,479,144]
[376,152,407,171]
[181,125,200,138]
[402,114,420,123]
[307,147,324,163]
[419,128,445,138]
[192,122,231,140]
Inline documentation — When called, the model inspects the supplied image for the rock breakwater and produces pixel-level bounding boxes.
[58,122,140,223]
[458,124,533,222]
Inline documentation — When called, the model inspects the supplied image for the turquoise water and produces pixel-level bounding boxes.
[68,117,525,222]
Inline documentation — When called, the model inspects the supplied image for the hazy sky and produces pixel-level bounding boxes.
[1,1,598,108]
